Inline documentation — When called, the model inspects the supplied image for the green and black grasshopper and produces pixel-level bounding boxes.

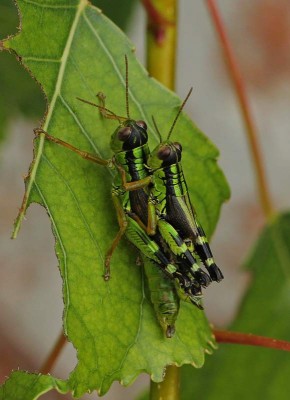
[35,57,205,337]
[145,88,224,283]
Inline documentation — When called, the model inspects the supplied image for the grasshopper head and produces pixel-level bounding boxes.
[148,141,182,170]
[110,119,148,153]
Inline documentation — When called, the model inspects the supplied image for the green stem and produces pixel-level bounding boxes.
[143,1,179,398]
[143,0,177,90]
[150,365,180,400]
[205,0,275,220]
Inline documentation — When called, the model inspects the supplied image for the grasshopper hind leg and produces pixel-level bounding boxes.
[192,222,224,283]
[206,263,224,282]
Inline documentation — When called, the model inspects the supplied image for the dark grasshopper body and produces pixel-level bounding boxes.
[37,115,203,338]
[36,60,212,336]
[148,141,224,283]
[112,121,204,307]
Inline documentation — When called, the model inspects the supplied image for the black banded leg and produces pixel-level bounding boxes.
[124,215,203,300]
[157,219,211,287]
[174,271,204,310]
[193,222,224,282]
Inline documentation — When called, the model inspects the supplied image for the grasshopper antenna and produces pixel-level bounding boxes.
[76,97,125,123]
[167,87,193,140]
[124,55,130,119]
[151,116,163,143]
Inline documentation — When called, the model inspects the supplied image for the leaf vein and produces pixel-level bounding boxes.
[22,0,78,9]
[24,57,61,63]
[59,94,114,177]
[33,180,70,325]
[82,10,158,141]
[14,0,87,234]
[42,153,105,263]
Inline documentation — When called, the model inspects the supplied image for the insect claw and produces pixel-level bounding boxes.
[34,127,44,136]
[166,325,175,338]
[193,301,204,310]
[207,264,224,282]
[103,272,110,281]
[194,269,212,287]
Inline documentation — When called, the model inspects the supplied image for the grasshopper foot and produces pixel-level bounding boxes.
[194,269,212,287]
[166,325,175,338]
[207,264,224,282]
[103,270,111,281]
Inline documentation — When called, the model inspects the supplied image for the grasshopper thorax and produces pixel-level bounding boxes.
[148,141,182,170]
[110,119,148,153]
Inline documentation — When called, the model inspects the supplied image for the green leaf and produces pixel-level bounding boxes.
[181,212,290,400]
[6,0,229,396]
[0,371,68,400]
[94,0,137,30]
[0,0,134,142]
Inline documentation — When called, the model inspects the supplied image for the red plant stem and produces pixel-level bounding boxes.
[214,329,290,352]
[206,0,274,220]
[40,331,67,374]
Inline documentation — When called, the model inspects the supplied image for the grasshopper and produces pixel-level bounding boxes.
[35,57,204,337]
[144,88,224,283]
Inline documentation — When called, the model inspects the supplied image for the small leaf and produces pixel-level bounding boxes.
[181,212,290,400]
[6,0,229,396]
[0,371,68,400]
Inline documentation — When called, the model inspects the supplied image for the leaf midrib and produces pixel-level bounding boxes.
[13,0,87,237]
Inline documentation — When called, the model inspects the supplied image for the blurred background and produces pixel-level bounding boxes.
[1,0,290,398]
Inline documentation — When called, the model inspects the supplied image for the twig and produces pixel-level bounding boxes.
[206,0,275,220]
[214,329,290,351]
[40,331,67,374]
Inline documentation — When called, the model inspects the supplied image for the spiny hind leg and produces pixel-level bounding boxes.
[157,219,211,287]
[125,215,193,291]
[193,222,224,282]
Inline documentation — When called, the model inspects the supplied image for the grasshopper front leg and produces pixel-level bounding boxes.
[104,188,128,280]
[34,128,111,167]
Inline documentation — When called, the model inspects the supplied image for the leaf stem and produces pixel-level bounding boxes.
[205,0,275,220]
[144,1,179,399]
[150,365,180,400]
[143,0,177,90]
[214,329,290,351]
[40,331,67,374]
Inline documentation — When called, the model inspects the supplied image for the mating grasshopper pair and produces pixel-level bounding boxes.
[35,57,223,337]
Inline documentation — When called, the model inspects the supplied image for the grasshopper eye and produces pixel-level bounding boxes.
[136,120,147,130]
[157,145,171,160]
[118,126,132,141]
[173,142,182,152]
